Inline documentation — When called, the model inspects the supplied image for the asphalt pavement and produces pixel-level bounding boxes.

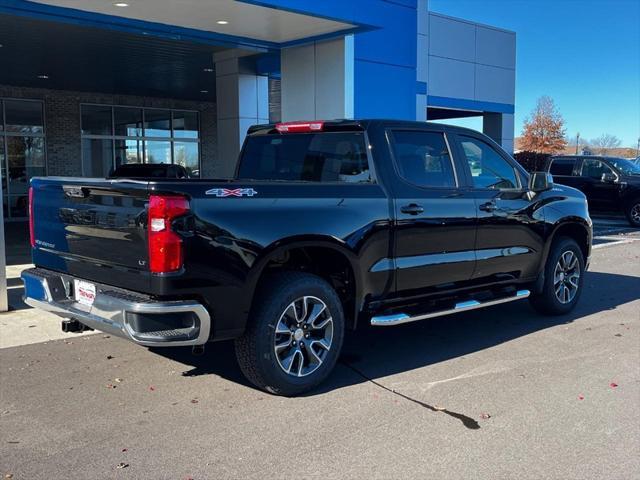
[1,230,639,479]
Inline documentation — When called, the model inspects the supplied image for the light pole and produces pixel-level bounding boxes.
[575,133,580,154]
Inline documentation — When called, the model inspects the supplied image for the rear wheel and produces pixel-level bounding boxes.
[235,272,345,396]
[530,237,584,315]
[625,199,640,227]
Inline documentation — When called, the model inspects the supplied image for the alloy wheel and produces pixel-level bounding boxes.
[553,250,580,304]
[273,296,334,377]
[631,203,640,225]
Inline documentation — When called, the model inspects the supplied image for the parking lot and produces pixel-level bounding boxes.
[1,219,639,479]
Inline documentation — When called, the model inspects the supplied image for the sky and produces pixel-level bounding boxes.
[428,0,640,147]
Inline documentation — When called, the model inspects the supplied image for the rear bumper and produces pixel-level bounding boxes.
[21,267,211,347]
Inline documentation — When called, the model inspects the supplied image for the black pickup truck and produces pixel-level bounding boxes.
[546,155,640,226]
[23,120,592,395]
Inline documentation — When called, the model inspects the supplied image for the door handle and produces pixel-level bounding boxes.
[400,203,424,215]
[479,201,497,212]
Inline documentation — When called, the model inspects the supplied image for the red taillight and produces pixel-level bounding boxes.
[29,186,35,248]
[148,195,189,273]
[275,121,324,133]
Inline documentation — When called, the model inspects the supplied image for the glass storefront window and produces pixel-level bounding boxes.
[80,104,199,179]
[144,109,171,137]
[145,141,172,164]
[173,111,199,139]
[115,139,143,166]
[114,107,143,137]
[82,138,114,177]
[4,100,44,134]
[174,142,199,177]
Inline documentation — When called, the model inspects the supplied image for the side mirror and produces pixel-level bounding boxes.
[601,172,617,183]
[529,171,554,192]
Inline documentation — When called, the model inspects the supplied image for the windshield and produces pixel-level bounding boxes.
[609,158,640,175]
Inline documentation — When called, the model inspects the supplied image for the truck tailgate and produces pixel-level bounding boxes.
[30,177,151,291]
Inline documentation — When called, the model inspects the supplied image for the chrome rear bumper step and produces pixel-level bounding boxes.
[371,289,530,326]
[21,267,211,347]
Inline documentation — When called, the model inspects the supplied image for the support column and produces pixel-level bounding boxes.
[280,36,354,121]
[483,112,515,153]
[416,0,428,121]
[215,54,269,178]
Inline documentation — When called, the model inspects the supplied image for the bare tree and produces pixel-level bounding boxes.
[520,96,567,153]
[590,134,622,155]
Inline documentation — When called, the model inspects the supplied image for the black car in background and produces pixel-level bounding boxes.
[546,155,640,226]
[108,163,190,179]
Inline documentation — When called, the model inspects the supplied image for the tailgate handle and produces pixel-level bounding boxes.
[63,186,89,198]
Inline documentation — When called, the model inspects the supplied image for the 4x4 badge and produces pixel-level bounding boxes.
[205,188,257,197]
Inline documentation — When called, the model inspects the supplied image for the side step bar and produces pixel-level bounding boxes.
[371,290,530,326]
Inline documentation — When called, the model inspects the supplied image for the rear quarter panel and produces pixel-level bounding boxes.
[155,181,392,339]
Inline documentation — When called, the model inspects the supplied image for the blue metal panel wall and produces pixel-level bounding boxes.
[353,2,417,119]
[249,0,419,120]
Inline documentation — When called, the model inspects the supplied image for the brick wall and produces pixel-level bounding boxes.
[0,85,218,177]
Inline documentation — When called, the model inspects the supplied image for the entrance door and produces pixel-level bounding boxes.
[1,99,46,220]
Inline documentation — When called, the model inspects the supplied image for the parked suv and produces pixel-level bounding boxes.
[24,120,592,395]
[546,155,640,226]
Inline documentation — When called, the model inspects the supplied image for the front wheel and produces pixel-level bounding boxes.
[530,237,585,315]
[235,272,345,396]
[625,199,640,227]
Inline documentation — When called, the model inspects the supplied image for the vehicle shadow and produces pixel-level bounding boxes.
[151,270,640,394]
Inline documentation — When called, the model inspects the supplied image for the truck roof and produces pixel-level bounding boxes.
[246,119,484,137]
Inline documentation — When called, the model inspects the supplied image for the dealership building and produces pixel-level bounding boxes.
[0,0,516,221]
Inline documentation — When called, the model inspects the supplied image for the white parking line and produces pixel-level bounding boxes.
[592,236,640,249]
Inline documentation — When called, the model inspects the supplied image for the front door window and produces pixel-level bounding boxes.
[581,159,613,180]
[459,136,519,190]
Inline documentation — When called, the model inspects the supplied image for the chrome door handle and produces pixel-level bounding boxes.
[400,203,424,215]
[479,202,497,212]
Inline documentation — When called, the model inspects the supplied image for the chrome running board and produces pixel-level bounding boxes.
[370,290,530,326]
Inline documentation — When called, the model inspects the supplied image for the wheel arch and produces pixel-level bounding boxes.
[534,218,592,293]
[245,235,363,330]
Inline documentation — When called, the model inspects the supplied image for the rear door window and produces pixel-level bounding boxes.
[549,158,576,176]
[390,131,456,188]
[238,132,371,183]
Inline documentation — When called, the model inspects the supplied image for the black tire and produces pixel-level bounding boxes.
[625,198,640,227]
[530,237,585,315]
[234,272,345,396]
